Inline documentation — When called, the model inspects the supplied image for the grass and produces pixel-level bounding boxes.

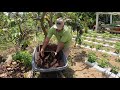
[0,42,14,51]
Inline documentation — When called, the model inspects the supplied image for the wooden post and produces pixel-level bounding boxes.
[96,12,99,31]
[110,14,112,24]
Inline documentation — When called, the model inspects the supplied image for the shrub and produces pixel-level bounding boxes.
[12,51,32,67]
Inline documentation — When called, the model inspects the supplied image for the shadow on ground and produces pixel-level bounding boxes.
[73,50,87,62]
[68,50,87,66]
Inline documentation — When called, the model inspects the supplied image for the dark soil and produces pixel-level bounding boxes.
[35,44,65,69]
[0,60,31,78]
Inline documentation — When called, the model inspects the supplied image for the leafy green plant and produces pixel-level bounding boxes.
[92,38,96,42]
[83,42,88,46]
[92,34,97,38]
[109,42,114,46]
[82,33,87,36]
[108,34,113,38]
[115,57,120,62]
[88,52,97,63]
[12,51,32,67]
[103,41,106,44]
[106,48,110,52]
[115,42,120,54]
[85,34,89,37]
[89,42,94,48]
[76,35,83,45]
[97,58,109,68]
[102,34,106,39]
[110,66,119,74]
[96,44,102,50]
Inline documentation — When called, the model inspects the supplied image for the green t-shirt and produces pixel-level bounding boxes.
[47,25,72,49]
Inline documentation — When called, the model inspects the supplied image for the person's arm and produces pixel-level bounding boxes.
[55,32,68,55]
[55,42,64,54]
[55,29,71,55]
[41,27,54,57]
[40,37,50,57]
[41,37,50,51]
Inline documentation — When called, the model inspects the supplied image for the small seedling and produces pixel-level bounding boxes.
[97,58,109,68]
[96,44,102,50]
[88,52,97,63]
[115,42,120,54]
[110,66,119,74]
[93,34,97,38]
[109,42,113,46]
[92,38,96,42]
[89,43,94,48]
[115,57,120,62]
[83,42,87,46]
[102,53,108,58]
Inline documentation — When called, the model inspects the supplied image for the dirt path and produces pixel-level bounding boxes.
[66,46,107,78]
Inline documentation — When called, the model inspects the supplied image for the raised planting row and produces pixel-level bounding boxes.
[82,31,120,39]
[83,37,115,46]
[79,46,120,68]
[81,41,120,55]
[78,44,120,56]
[83,40,115,48]
[85,52,120,78]
[82,36,117,44]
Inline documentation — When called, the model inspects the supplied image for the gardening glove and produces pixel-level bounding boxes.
[55,52,57,56]
[51,52,57,58]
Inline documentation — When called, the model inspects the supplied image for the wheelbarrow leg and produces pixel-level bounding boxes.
[30,68,36,78]
[32,71,36,78]
[57,71,65,78]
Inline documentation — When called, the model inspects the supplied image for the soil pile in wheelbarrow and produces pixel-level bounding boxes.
[35,44,65,69]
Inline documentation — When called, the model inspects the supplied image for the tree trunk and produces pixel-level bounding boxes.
[45,12,53,28]
[40,12,47,37]
[50,12,53,27]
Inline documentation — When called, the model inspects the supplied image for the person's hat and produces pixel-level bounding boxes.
[54,18,64,30]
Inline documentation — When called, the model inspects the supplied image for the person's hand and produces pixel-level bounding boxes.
[40,49,44,57]
[55,52,57,56]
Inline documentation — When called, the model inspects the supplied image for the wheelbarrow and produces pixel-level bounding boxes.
[31,44,68,78]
